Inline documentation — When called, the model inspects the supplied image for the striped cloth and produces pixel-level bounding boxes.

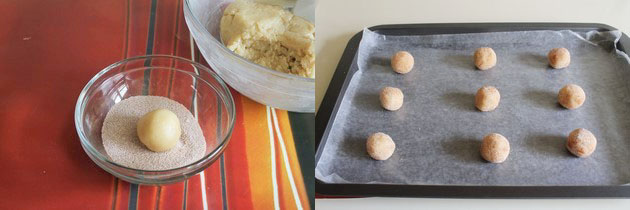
[0,0,313,209]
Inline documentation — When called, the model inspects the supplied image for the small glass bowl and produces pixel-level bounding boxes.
[184,0,315,112]
[74,55,235,184]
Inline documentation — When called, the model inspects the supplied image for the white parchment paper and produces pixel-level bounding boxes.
[316,29,630,186]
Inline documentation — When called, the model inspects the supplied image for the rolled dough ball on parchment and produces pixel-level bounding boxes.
[480,133,510,163]
[548,48,571,69]
[391,51,414,74]
[366,132,396,160]
[567,128,597,158]
[137,109,182,152]
[380,87,404,111]
[475,85,500,112]
[474,47,497,70]
[558,84,585,109]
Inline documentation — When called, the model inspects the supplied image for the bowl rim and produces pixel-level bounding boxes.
[75,54,236,174]
[183,0,315,83]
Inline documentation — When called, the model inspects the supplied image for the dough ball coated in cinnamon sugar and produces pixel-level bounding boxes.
[567,128,597,158]
[366,132,396,160]
[480,133,510,163]
[548,48,571,69]
[391,51,414,74]
[380,87,404,111]
[474,47,497,70]
[558,84,585,109]
[475,85,500,112]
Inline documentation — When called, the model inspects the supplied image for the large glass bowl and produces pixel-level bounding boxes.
[74,55,235,184]
[184,0,315,113]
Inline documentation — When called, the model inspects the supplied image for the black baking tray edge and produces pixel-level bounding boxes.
[315,23,630,198]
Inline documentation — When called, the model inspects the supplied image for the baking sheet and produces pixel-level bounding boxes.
[316,29,630,186]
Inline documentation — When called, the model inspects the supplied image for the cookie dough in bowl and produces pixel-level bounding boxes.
[75,55,235,184]
[184,0,315,112]
[220,0,315,78]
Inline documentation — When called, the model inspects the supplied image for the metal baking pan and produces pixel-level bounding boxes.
[315,23,630,197]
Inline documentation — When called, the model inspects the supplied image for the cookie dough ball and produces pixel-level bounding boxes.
[380,87,404,111]
[366,132,396,160]
[475,86,500,112]
[391,51,414,74]
[474,47,497,70]
[548,48,571,69]
[137,109,182,152]
[480,133,510,163]
[567,128,597,158]
[558,84,585,109]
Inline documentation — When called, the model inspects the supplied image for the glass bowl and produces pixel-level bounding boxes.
[184,0,315,113]
[74,55,235,184]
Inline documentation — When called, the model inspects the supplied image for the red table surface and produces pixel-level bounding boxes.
[0,0,314,209]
